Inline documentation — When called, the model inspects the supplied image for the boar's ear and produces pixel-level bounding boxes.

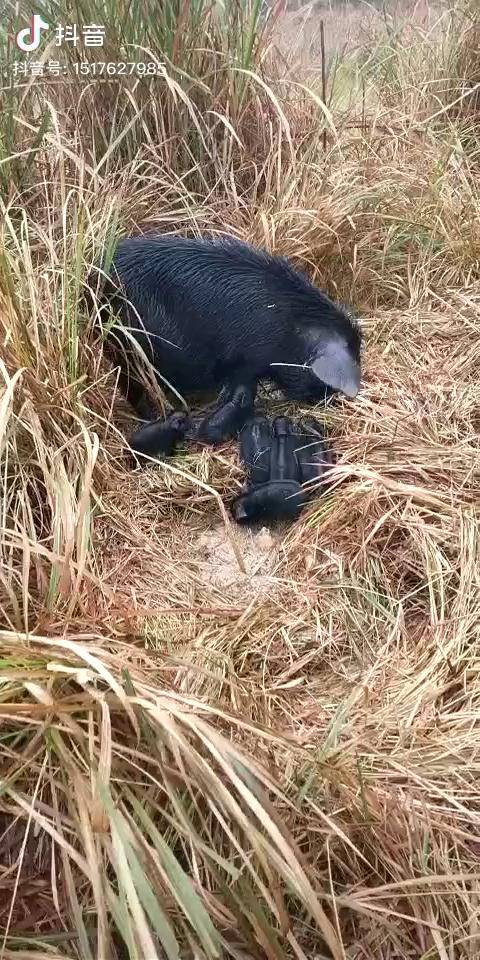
[311,341,361,399]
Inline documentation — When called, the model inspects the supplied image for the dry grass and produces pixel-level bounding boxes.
[1,0,480,957]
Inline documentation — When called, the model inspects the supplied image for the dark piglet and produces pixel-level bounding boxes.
[94,234,362,457]
[232,415,335,524]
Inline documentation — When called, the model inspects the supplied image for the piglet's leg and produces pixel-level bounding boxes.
[191,380,257,445]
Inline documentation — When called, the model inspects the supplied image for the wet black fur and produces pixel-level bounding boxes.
[94,233,361,421]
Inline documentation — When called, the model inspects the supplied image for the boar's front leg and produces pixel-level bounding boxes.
[127,377,257,462]
[188,378,257,445]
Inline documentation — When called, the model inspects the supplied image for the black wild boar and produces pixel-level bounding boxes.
[94,233,361,456]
